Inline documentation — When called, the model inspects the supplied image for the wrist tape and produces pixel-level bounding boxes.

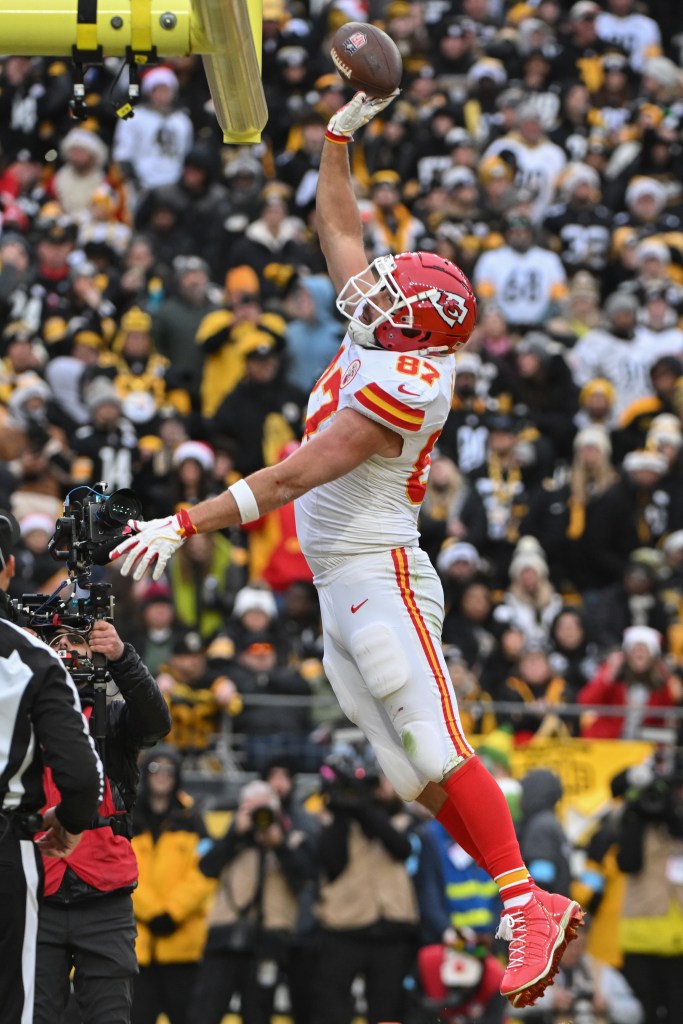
[325,128,352,144]
[228,479,260,523]
[176,507,197,537]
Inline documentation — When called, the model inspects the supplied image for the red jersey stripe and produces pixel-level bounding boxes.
[391,547,472,759]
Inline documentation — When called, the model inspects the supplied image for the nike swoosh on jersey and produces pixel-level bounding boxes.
[397,384,420,397]
[350,599,369,614]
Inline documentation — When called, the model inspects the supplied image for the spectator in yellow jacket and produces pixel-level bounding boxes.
[130,746,215,1024]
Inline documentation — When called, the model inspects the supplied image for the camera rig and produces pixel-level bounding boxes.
[0,0,267,144]
[11,482,142,742]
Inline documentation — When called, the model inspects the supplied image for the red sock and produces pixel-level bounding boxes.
[436,799,488,871]
[442,756,532,901]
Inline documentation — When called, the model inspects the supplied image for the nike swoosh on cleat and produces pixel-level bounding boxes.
[350,599,369,614]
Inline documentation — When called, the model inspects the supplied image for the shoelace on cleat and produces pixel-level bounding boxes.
[496,912,528,970]
[496,908,548,970]
[495,913,515,942]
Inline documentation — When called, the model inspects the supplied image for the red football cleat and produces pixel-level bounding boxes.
[509,888,585,1008]
[496,895,564,1005]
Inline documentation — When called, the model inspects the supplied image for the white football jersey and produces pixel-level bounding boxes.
[295,337,455,572]
[569,325,681,417]
[595,12,661,71]
[484,137,567,221]
[473,244,567,327]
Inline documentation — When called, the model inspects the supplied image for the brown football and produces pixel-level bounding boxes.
[330,22,403,98]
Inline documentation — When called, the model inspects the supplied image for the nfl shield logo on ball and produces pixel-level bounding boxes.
[343,32,367,55]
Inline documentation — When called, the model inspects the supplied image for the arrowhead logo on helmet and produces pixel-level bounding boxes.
[428,290,469,328]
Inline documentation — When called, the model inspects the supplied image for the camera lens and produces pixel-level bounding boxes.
[97,489,143,527]
[252,807,275,831]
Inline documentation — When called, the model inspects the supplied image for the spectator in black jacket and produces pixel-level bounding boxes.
[210,339,306,478]
[580,449,671,591]
[33,618,171,1024]
[593,553,673,651]
[521,425,618,592]
[135,146,231,281]
[507,332,580,461]
[225,630,315,773]
[419,454,488,567]
[548,607,601,696]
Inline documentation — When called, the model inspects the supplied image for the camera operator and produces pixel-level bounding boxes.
[0,512,104,1024]
[612,750,683,1022]
[312,750,420,1024]
[33,616,171,1024]
[194,779,318,1024]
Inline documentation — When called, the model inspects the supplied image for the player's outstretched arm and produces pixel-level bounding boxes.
[111,409,400,581]
[319,90,398,294]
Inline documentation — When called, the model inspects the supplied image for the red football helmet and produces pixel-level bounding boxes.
[336,252,477,354]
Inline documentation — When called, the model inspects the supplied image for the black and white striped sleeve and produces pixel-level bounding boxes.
[0,621,104,833]
[31,653,104,833]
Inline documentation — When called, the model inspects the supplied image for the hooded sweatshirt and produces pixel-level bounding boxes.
[519,768,571,897]
[284,276,343,392]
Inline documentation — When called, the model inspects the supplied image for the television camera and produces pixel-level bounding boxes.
[10,483,142,741]
[319,749,380,810]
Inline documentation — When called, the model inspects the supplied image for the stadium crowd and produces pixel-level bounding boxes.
[3,0,683,1018]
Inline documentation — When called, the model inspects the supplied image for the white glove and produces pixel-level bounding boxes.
[326,89,399,140]
[110,509,196,581]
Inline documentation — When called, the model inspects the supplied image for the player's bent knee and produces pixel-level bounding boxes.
[350,624,409,700]
[322,658,359,723]
[372,744,427,802]
[397,714,454,781]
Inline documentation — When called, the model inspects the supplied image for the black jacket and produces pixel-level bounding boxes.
[199,814,317,931]
[0,618,103,834]
[319,796,413,884]
[505,355,580,461]
[92,642,172,812]
[520,479,618,591]
[50,642,171,903]
[592,584,673,652]
[210,374,307,477]
[418,484,488,567]
[227,661,311,738]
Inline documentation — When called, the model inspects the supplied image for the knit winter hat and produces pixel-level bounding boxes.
[85,377,121,412]
[573,426,611,455]
[622,626,661,658]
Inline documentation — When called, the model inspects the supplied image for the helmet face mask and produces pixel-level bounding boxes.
[336,252,477,355]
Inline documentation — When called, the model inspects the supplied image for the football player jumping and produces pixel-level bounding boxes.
[111,90,582,1007]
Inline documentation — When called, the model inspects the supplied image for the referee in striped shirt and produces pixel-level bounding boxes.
[0,510,104,1024]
